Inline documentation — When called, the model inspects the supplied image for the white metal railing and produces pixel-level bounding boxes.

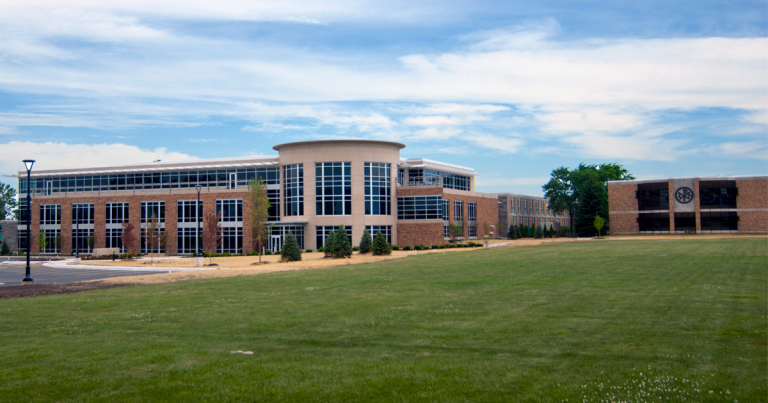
[396,176,444,187]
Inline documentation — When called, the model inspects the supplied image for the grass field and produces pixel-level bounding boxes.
[1,239,766,402]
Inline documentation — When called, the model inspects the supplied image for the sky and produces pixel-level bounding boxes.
[0,0,766,196]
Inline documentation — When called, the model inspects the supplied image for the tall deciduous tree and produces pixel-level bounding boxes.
[0,182,17,220]
[121,221,138,254]
[38,230,48,252]
[146,214,162,263]
[543,163,634,233]
[575,170,607,237]
[247,179,272,263]
[203,210,223,265]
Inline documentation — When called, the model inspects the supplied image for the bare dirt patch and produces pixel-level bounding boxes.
[0,281,135,300]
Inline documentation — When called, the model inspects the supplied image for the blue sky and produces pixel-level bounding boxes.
[0,0,766,195]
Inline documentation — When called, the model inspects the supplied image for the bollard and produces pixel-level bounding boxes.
[112,252,116,261]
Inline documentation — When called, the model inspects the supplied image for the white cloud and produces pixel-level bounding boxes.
[0,142,198,177]
[740,109,768,125]
[716,140,768,160]
[468,134,524,154]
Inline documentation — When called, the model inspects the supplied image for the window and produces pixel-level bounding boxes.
[177,200,203,223]
[215,199,243,254]
[637,213,670,231]
[700,181,737,209]
[40,204,61,225]
[72,203,94,254]
[72,227,94,254]
[271,226,306,251]
[267,189,280,221]
[40,229,60,254]
[106,228,125,252]
[17,229,28,251]
[365,162,391,215]
[511,197,515,214]
[468,202,477,238]
[674,213,696,232]
[524,199,527,214]
[454,200,464,238]
[283,164,304,216]
[316,226,352,249]
[140,228,165,253]
[72,203,94,225]
[106,202,129,224]
[216,199,243,222]
[442,199,450,238]
[701,211,738,231]
[219,227,243,254]
[140,201,165,223]
[366,225,392,244]
[397,196,443,220]
[316,162,352,215]
[637,183,669,210]
[404,169,470,190]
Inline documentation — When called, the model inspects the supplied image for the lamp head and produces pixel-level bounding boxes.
[195,184,202,193]
[23,160,35,172]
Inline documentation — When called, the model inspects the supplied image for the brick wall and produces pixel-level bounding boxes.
[738,211,768,232]
[737,178,768,209]
[608,213,639,234]
[28,189,255,255]
[608,182,638,212]
[396,222,443,247]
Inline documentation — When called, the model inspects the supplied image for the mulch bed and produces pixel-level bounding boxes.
[0,281,136,300]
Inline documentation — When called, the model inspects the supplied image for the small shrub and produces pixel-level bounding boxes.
[390,244,399,250]
[318,247,324,252]
[372,232,391,255]
[352,246,360,252]
[415,244,426,250]
[281,231,302,262]
[431,245,438,249]
[403,246,411,251]
[264,250,272,255]
[359,229,372,254]
[306,249,313,253]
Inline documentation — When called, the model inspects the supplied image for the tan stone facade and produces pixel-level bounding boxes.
[607,176,768,234]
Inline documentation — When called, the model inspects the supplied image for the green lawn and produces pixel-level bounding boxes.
[1,239,766,402]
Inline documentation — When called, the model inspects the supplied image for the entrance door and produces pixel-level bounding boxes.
[271,235,281,254]
[228,173,236,190]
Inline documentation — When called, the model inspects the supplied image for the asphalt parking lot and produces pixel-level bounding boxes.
[0,263,164,287]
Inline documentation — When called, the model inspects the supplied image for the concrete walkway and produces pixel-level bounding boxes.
[43,259,214,272]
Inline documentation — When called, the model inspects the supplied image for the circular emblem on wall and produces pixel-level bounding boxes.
[675,187,694,204]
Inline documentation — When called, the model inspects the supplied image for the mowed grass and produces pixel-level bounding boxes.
[1,239,766,402]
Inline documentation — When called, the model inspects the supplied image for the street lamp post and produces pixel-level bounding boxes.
[22,159,35,284]
[196,185,202,257]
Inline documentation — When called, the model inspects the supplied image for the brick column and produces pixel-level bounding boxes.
[94,201,106,249]
[694,178,701,234]
[668,179,675,233]
[165,197,177,255]
[60,201,72,255]
[30,199,40,254]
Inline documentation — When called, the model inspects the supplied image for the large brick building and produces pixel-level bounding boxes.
[496,193,571,237]
[608,175,768,234]
[15,140,503,255]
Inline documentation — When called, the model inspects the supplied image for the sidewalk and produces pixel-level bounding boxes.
[43,259,215,272]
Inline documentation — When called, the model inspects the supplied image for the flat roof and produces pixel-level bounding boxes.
[607,174,768,184]
[273,139,405,151]
[21,155,280,177]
